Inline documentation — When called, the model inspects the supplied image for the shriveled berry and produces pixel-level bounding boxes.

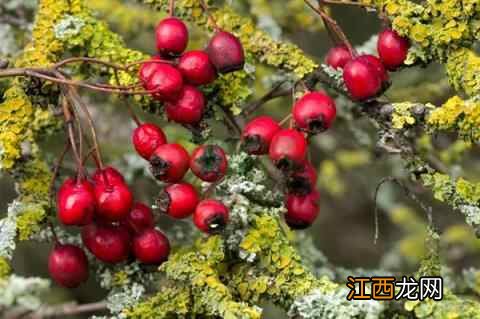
[377,29,410,71]
[165,85,205,125]
[178,50,217,85]
[286,161,317,195]
[124,202,155,233]
[343,57,382,101]
[193,199,229,234]
[147,63,184,101]
[133,228,170,264]
[155,17,188,57]
[242,116,281,155]
[157,183,199,219]
[292,91,337,133]
[190,145,228,182]
[132,123,167,160]
[82,223,131,263]
[325,45,352,69]
[48,244,89,288]
[285,191,320,229]
[206,31,245,73]
[269,129,307,171]
[57,178,95,226]
[149,143,190,183]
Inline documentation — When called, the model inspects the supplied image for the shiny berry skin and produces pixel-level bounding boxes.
[269,129,307,171]
[377,29,410,71]
[147,63,184,101]
[206,31,245,74]
[149,143,190,183]
[190,145,228,182]
[165,85,205,125]
[241,116,281,155]
[292,91,337,133]
[193,199,229,234]
[132,123,167,160]
[357,54,389,83]
[92,166,125,184]
[124,202,155,233]
[133,228,170,264]
[57,178,95,226]
[48,244,89,288]
[286,161,318,195]
[285,191,320,229]
[343,57,382,101]
[178,50,217,85]
[325,45,352,69]
[157,183,199,219]
[82,223,131,263]
[155,17,189,57]
[138,56,163,88]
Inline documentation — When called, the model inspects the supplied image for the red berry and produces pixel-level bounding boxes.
[124,202,155,233]
[48,244,89,288]
[133,228,170,264]
[269,129,307,171]
[178,50,217,85]
[241,116,281,155]
[149,143,190,183]
[286,161,317,195]
[285,191,320,229]
[190,145,228,182]
[92,168,133,222]
[82,223,131,263]
[147,63,184,101]
[57,178,95,226]
[206,31,245,74]
[357,54,389,83]
[157,183,199,219]
[138,56,163,88]
[193,199,229,234]
[165,85,205,125]
[377,29,410,71]
[325,45,352,69]
[132,123,167,160]
[292,91,337,133]
[155,17,188,57]
[343,57,382,101]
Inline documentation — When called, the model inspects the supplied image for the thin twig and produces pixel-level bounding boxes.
[199,0,220,30]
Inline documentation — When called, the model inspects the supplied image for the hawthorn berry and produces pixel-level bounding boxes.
[165,85,205,125]
[377,29,410,71]
[57,178,95,226]
[155,17,189,57]
[147,63,184,101]
[286,161,318,195]
[48,244,89,288]
[138,56,163,88]
[325,45,352,69]
[285,191,320,229]
[82,223,131,264]
[269,129,307,171]
[133,228,170,264]
[92,166,125,184]
[123,202,155,234]
[206,31,245,74]
[357,54,389,83]
[190,145,228,182]
[343,57,382,101]
[292,91,337,133]
[157,183,199,219]
[178,50,217,86]
[132,122,167,160]
[241,116,281,155]
[193,199,229,234]
[149,143,190,183]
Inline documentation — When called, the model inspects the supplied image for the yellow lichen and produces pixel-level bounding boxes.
[0,258,11,279]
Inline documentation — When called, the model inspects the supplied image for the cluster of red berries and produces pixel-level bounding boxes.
[242,91,336,229]
[325,28,410,101]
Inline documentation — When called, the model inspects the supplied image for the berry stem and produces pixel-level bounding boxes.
[49,141,70,202]
[199,0,220,31]
[279,114,293,127]
[48,221,60,244]
[61,95,84,180]
[169,0,175,16]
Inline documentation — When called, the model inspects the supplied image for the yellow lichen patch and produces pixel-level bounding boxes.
[446,48,480,97]
[15,203,47,241]
[456,178,480,204]
[0,257,11,279]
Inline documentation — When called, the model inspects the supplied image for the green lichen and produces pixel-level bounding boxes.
[14,204,46,241]
[446,48,480,97]
[0,257,11,279]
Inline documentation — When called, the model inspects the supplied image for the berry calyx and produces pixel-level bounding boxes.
[241,116,281,155]
[343,57,382,101]
[292,91,337,133]
[286,161,318,195]
[190,145,228,182]
[285,191,320,229]
[165,85,205,125]
[193,199,229,234]
[206,31,245,74]
[82,223,131,264]
[133,228,170,264]
[124,202,155,234]
[269,129,307,171]
[132,122,167,160]
[157,183,199,219]
[178,50,217,86]
[48,244,89,288]
[149,143,190,183]
[325,45,352,69]
[377,29,410,71]
[57,178,95,226]
[155,17,189,57]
